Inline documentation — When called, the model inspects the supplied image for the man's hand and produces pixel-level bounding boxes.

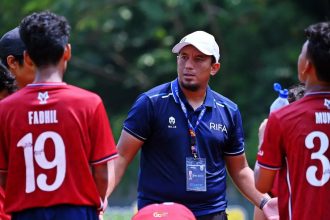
[99,211,104,220]
[262,197,279,220]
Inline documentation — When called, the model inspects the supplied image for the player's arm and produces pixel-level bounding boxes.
[257,119,268,150]
[253,118,269,184]
[254,119,275,192]
[92,161,112,210]
[225,154,279,219]
[225,153,267,207]
[255,114,280,193]
[108,129,143,196]
[254,165,277,193]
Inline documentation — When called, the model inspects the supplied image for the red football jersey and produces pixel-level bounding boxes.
[257,91,330,220]
[0,83,117,213]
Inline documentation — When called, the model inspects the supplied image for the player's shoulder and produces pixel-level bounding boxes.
[210,89,239,111]
[0,86,27,105]
[139,82,172,103]
[144,82,172,97]
[65,84,102,102]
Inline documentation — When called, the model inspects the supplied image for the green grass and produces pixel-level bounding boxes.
[102,206,134,220]
[103,213,132,220]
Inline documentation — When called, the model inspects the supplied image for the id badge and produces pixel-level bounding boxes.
[186,157,206,192]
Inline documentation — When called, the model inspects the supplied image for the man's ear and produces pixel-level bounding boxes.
[211,63,221,76]
[6,55,19,71]
[63,44,71,61]
[23,51,34,68]
[300,60,313,81]
[302,60,312,74]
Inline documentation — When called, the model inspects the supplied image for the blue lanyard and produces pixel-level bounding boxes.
[173,83,206,158]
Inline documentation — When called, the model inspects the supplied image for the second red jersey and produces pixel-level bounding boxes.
[257,91,330,220]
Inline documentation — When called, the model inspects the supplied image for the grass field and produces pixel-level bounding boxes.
[103,213,132,220]
[103,206,135,220]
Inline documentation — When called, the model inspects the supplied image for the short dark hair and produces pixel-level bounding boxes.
[0,62,17,94]
[288,83,305,103]
[19,11,71,68]
[304,22,330,82]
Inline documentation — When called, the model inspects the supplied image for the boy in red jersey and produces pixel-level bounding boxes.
[0,11,117,220]
[255,22,330,220]
[254,83,305,220]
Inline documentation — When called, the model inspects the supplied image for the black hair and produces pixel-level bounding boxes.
[305,22,330,82]
[19,11,71,68]
[288,83,305,103]
[0,62,17,94]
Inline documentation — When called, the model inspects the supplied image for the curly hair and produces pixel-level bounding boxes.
[19,11,71,68]
[0,62,17,95]
[305,22,330,82]
[288,83,305,103]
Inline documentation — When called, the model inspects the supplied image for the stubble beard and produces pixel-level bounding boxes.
[180,80,200,92]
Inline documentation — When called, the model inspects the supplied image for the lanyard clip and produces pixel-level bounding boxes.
[191,145,197,158]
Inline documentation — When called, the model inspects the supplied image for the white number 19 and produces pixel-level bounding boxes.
[17,132,66,193]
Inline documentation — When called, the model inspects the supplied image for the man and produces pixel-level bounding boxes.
[0,27,35,88]
[0,63,17,220]
[113,31,277,220]
[255,22,330,220]
[0,11,117,220]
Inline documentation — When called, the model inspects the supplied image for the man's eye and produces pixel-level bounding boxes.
[194,57,204,62]
[180,55,188,60]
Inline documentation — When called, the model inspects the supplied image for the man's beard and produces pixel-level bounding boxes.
[180,81,200,91]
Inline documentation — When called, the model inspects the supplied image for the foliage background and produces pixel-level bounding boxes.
[1,0,329,218]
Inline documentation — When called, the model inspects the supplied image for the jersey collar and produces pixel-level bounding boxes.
[27,82,67,87]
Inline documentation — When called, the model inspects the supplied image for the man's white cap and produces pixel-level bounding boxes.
[172,31,220,62]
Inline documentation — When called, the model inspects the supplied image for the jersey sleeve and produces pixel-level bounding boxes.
[223,107,245,156]
[123,94,153,141]
[89,102,117,165]
[257,112,284,170]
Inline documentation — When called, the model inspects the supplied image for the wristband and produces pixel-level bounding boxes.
[259,197,270,209]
